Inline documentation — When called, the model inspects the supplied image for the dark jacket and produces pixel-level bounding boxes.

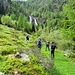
[51,44,56,50]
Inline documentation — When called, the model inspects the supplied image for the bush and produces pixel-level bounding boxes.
[0,46,16,55]
[29,54,39,64]
[1,15,12,26]
[1,15,17,28]
[11,20,17,28]
[69,53,75,58]
[24,22,32,33]
[1,55,49,75]
[0,55,3,60]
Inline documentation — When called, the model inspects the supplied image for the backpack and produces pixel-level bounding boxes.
[26,35,29,40]
[38,40,42,45]
[51,44,56,49]
[46,42,49,46]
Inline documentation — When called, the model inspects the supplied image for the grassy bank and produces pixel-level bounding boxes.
[41,45,75,75]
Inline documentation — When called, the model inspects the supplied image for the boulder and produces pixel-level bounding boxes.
[15,52,30,61]
[0,72,4,75]
[15,52,21,58]
[20,53,30,61]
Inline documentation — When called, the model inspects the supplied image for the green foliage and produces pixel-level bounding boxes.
[1,15,17,28]
[0,55,3,60]
[68,53,75,58]
[18,13,23,30]
[0,0,75,74]
[1,14,32,33]
[29,54,39,64]
[63,1,75,29]
[7,0,11,3]
[2,58,23,74]
[11,20,17,28]
[54,50,75,75]
[1,15,12,25]
[10,13,16,20]
[0,25,49,74]
[1,55,48,75]
[17,14,32,33]
[23,17,32,33]
[0,46,16,55]
[46,19,51,32]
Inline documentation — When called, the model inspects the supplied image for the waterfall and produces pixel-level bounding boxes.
[29,16,38,26]
[29,16,32,23]
[34,18,38,26]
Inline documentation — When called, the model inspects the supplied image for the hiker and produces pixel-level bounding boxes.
[45,41,50,51]
[26,34,29,42]
[51,42,56,59]
[37,37,42,50]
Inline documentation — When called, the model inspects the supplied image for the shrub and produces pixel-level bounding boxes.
[1,15,17,28]
[1,55,49,75]
[24,22,32,33]
[0,46,16,55]
[0,55,3,60]
[68,53,75,58]
[29,54,39,64]
[1,15,12,26]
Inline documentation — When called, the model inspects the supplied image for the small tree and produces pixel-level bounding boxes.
[10,13,16,20]
[46,19,51,33]
[23,16,32,33]
[1,15,12,27]
[18,13,23,30]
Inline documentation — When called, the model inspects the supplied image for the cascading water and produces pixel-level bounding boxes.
[29,16,38,26]
[29,16,32,23]
[34,18,38,26]
[29,15,45,30]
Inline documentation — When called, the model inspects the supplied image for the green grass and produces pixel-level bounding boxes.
[41,45,75,75]
[31,32,75,75]
[0,25,75,75]
[54,50,75,75]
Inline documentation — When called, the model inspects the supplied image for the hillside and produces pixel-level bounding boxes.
[0,0,75,75]
[0,0,75,52]
[0,24,50,75]
[0,25,75,75]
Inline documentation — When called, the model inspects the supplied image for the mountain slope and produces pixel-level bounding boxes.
[0,24,75,75]
[0,24,49,75]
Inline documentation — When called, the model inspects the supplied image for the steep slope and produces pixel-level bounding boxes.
[0,25,49,75]
[0,24,75,75]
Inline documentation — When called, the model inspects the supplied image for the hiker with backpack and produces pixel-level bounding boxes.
[26,34,29,42]
[37,37,42,50]
[51,42,56,59]
[45,41,50,51]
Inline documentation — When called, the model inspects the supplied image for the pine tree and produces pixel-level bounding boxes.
[18,13,23,30]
